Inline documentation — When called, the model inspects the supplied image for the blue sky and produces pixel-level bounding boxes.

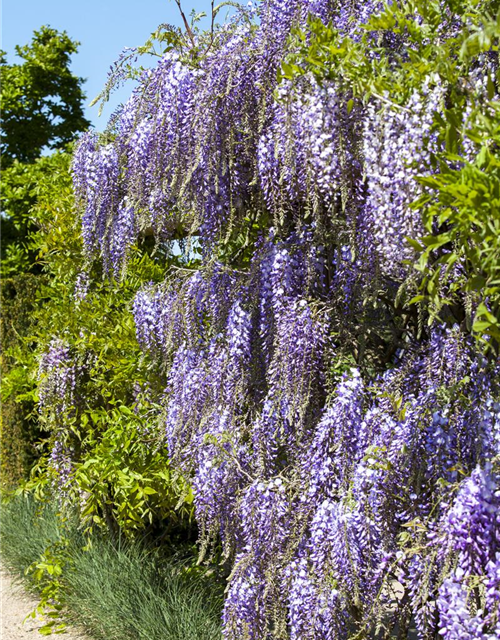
[2,0,213,128]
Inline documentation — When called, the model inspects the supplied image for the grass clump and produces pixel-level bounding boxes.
[65,538,223,640]
[0,494,223,640]
[0,493,63,582]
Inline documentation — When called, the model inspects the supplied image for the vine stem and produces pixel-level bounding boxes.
[173,0,196,47]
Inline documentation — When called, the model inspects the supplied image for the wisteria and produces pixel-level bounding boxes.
[128,251,500,637]
[60,0,500,637]
[362,81,444,275]
[38,338,78,413]
[48,438,75,492]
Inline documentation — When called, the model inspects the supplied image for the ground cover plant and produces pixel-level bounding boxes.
[63,535,222,640]
[3,0,500,639]
[0,494,222,639]
[0,493,62,583]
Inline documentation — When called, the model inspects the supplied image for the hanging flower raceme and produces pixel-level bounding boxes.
[437,511,500,640]
[38,338,78,413]
[48,438,75,493]
[37,338,86,494]
[362,80,444,277]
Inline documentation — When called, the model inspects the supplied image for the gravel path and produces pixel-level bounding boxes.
[1,569,87,640]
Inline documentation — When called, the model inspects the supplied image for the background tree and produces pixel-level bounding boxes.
[0,26,90,167]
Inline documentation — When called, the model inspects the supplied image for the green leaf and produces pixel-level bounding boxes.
[408,295,426,305]
[466,275,486,291]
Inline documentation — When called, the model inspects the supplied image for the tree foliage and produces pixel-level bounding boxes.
[0,27,90,277]
[0,26,89,167]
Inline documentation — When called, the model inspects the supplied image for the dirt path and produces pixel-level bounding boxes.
[1,569,87,640]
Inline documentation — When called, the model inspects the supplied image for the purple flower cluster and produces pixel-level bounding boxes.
[38,338,77,413]
[37,339,84,493]
[129,238,500,637]
[48,438,75,492]
[258,77,343,216]
[437,557,500,640]
[440,466,500,575]
[362,81,443,276]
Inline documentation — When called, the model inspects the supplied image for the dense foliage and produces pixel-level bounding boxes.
[1,31,90,488]
[1,28,90,277]
[1,148,193,534]
[0,272,41,483]
[7,0,500,638]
